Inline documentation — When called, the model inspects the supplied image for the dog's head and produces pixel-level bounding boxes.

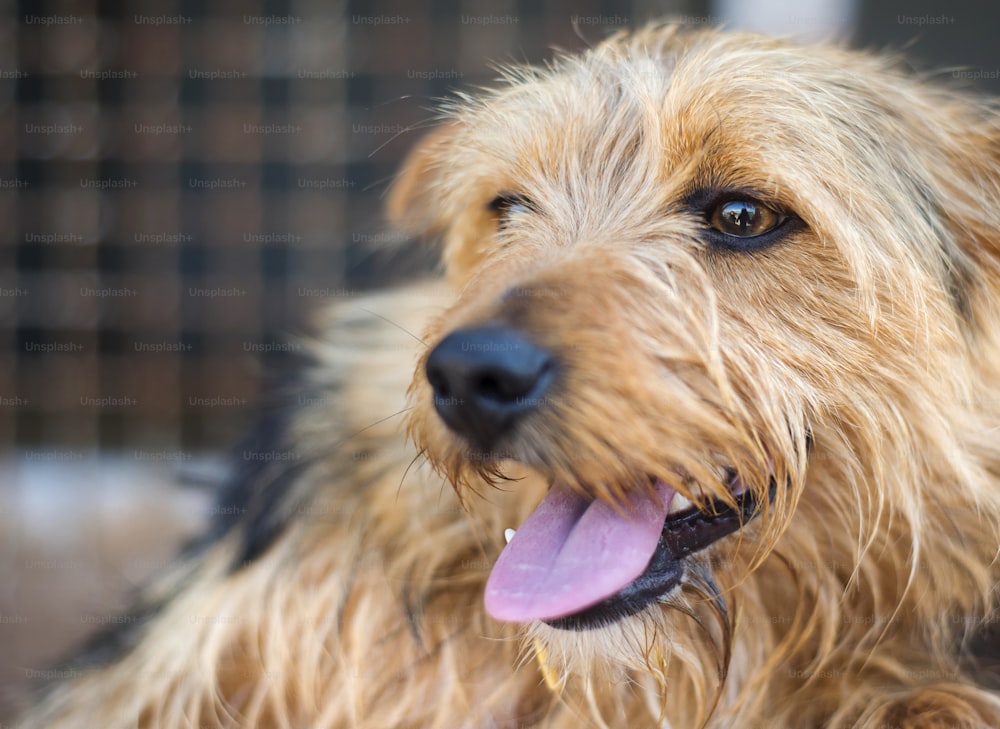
[390,24,1000,721]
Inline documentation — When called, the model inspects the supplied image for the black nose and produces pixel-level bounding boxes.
[425,326,555,448]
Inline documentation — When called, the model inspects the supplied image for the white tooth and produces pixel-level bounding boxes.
[670,493,694,514]
[729,476,748,497]
[504,528,517,544]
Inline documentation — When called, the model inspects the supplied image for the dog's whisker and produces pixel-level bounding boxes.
[356,307,429,346]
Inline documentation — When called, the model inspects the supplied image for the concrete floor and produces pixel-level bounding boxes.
[0,454,217,714]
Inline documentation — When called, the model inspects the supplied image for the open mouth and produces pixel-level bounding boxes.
[484,471,774,631]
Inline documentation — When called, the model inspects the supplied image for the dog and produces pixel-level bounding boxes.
[13,23,1000,729]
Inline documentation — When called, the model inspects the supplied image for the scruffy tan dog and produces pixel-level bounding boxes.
[15,24,1000,729]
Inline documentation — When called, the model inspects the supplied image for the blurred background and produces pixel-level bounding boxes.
[1,0,998,714]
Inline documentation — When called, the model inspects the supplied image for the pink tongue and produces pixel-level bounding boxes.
[485,479,674,623]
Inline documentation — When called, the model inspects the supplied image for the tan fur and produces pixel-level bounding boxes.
[14,25,1000,729]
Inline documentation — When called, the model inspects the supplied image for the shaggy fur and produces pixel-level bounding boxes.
[14,25,1000,729]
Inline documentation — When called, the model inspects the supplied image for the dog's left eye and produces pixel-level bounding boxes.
[709,198,783,238]
[488,193,535,228]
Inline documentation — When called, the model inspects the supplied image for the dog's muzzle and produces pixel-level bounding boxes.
[425,326,772,630]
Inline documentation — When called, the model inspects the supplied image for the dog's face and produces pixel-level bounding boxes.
[391,24,1000,712]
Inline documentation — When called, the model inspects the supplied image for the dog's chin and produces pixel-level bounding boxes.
[542,474,775,631]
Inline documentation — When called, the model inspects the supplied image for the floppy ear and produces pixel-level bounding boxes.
[386,123,461,239]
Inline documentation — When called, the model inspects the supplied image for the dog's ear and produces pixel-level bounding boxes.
[386,123,460,239]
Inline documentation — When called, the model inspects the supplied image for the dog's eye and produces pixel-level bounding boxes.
[488,193,535,228]
[709,198,783,238]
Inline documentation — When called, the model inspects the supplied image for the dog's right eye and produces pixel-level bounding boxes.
[488,193,535,228]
